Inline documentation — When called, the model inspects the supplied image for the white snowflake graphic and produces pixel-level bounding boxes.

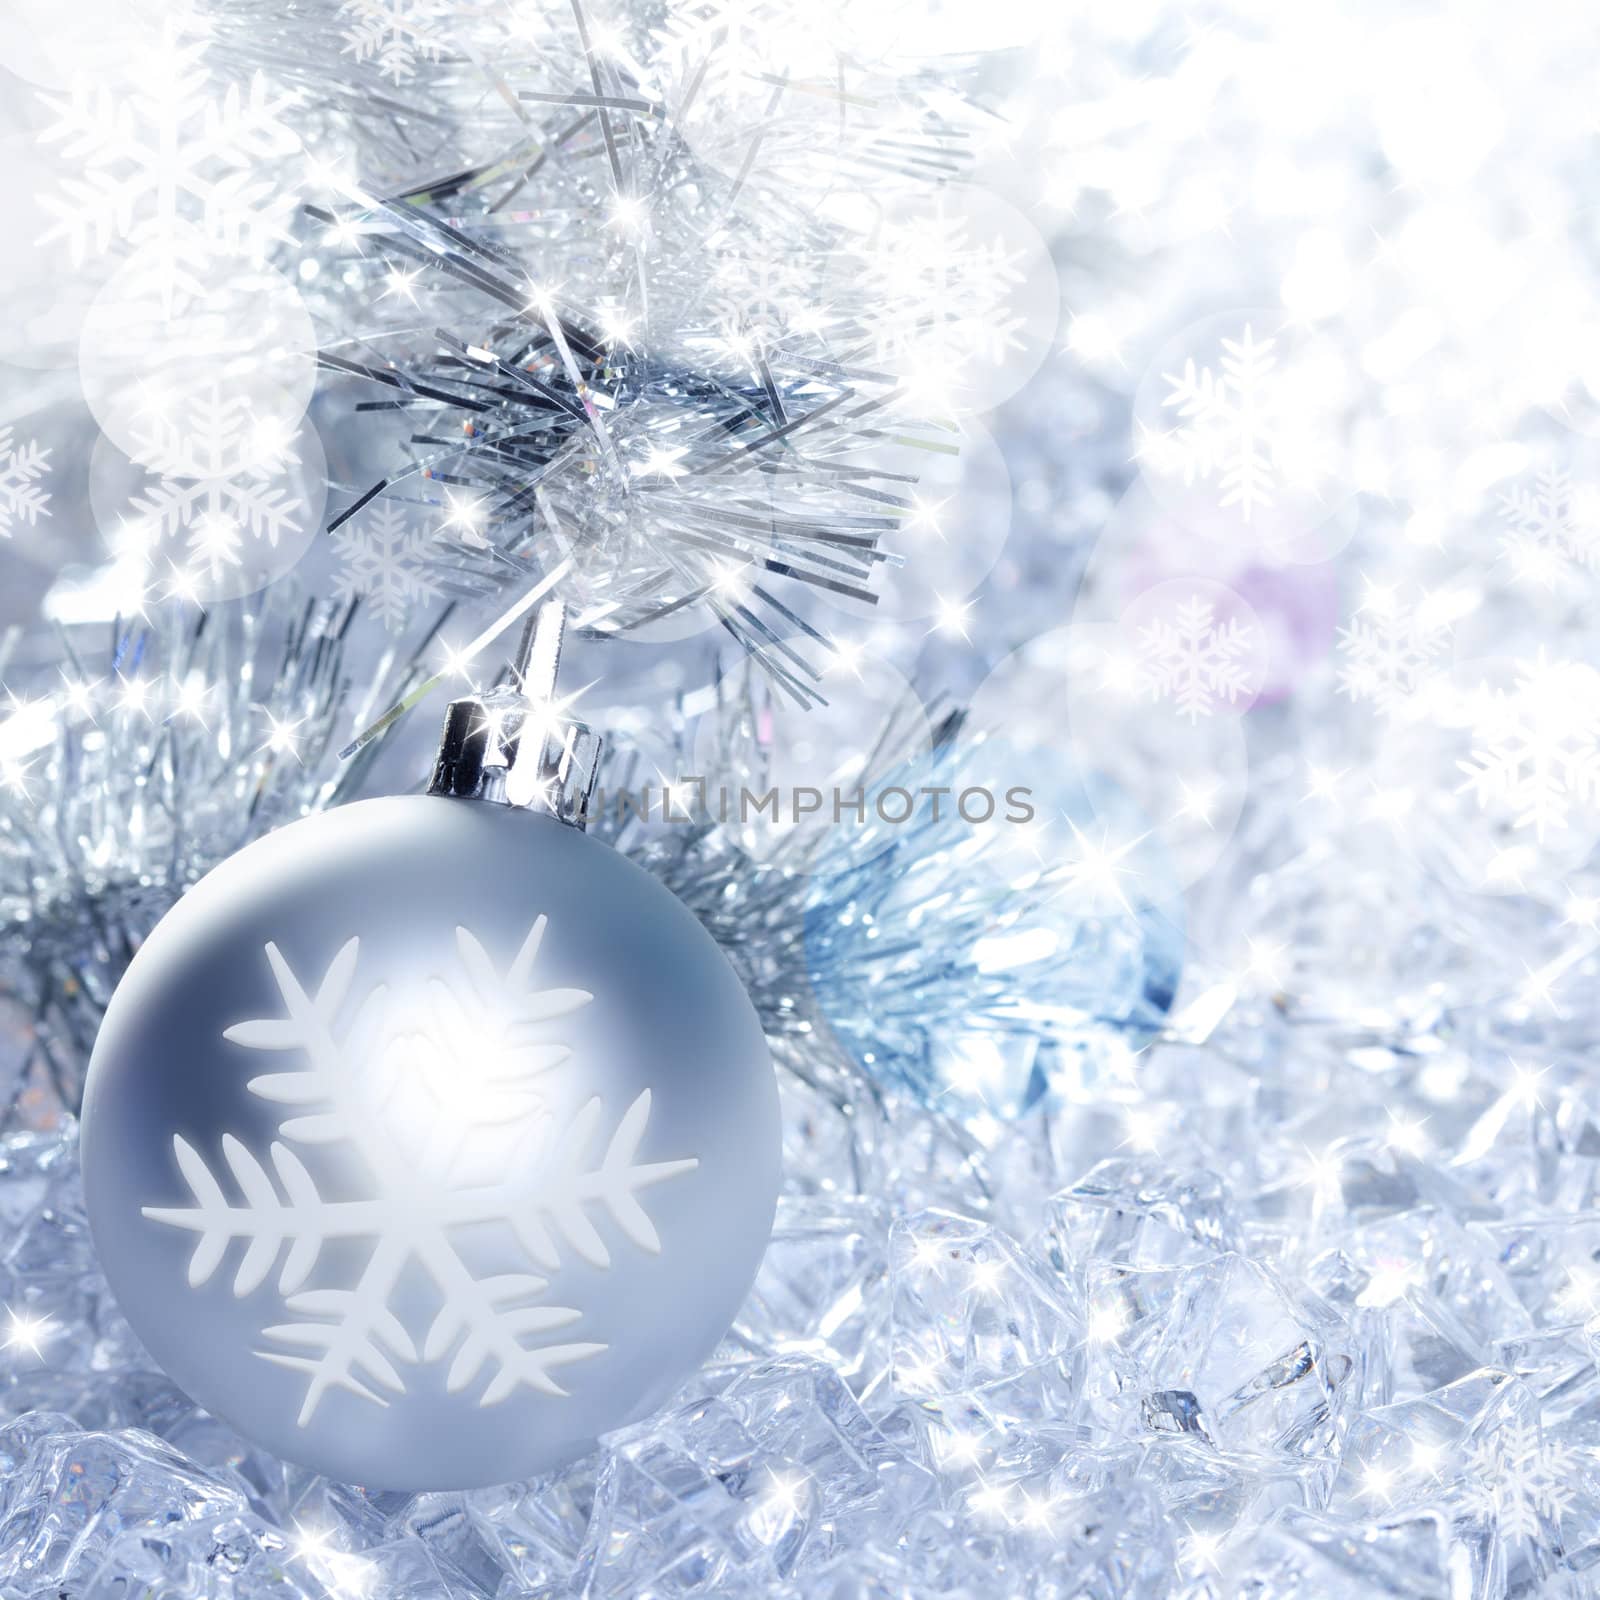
[1335,585,1449,715]
[1460,1420,1579,1542]
[38,28,300,305]
[1136,595,1258,722]
[1147,325,1281,522]
[1499,468,1600,586]
[331,503,443,631]
[124,388,303,580]
[660,0,790,82]
[144,919,698,1424]
[340,0,445,84]
[709,243,814,358]
[1457,652,1600,842]
[0,428,51,539]
[864,206,1029,385]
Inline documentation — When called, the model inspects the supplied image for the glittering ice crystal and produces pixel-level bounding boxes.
[0,1148,149,1426]
[1308,1209,1532,1407]
[1448,1060,1595,1214]
[396,1492,524,1596]
[469,1467,596,1592]
[1327,1137,1489,1226]
[0,1132,76,1232]
[1020,1482,1177,1600]
[572,1356,935,1595]
[1485,1212,1600,1329]
[1089,1253,1355,1474]
[1041,1159,1242,1279]
[1333,1369,1590,1598]
[1316,1265,1484,1411]
[889,1210,1085,1426]
[77,1516,314,1600]
[725,1356,936,1519]
[864,1093,1010,1215]
[0,1419,246,1594]
[2,1136,95,1284]
[805,1480,1178,1600]
[774,1070,868,1200]
[729,1195,891,1398]
[1134,1433,1325,1551]
[1232,1507,1460,1599]
[801,1511,1016,1597]
[1335,1364,1516,1497]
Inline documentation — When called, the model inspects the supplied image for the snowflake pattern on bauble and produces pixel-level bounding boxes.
[0,428,51,538]
[143,917,698,1424]
[330,502,442,631]
[1136,595,1258,722]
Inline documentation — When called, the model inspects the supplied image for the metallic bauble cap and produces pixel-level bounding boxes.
[427,600,600,827]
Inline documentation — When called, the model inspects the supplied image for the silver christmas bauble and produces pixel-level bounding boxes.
[81,794,780,1490]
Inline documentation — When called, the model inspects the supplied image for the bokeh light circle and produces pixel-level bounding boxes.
[969,621,1251,891]
[88,407,327,605]
[691,648,931,871]
[822,417,1012,622]
[79,238,318,466]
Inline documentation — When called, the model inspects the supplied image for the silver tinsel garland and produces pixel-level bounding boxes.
[0,595,441,1118]
[289,0,995,695]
